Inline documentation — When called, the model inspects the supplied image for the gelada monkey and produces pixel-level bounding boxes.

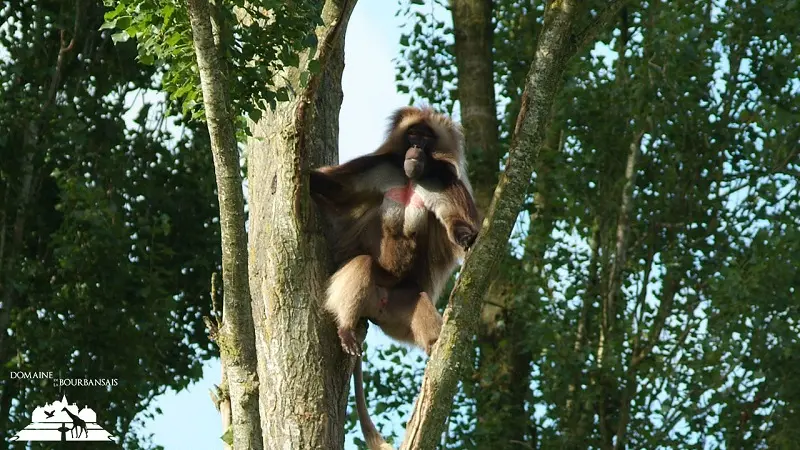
[310,106,480,449]
[311,106,479,355]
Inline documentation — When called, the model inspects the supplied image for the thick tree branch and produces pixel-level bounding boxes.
[451,0,500,214]
[399,0,631,447]
[246,1,357,448]
[186,1,262,448]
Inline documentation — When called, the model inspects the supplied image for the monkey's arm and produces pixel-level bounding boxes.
[310,153,399,205]
[425,178,480,250]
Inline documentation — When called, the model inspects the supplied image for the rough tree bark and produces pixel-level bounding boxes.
[399,1,631,448]
[246,1,357,449]
[452,0,499,214]
[186,1,262,448]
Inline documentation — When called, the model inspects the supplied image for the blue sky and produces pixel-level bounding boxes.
[144,2,413,448]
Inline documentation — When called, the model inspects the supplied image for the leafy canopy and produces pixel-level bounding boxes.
[101,0,323,127]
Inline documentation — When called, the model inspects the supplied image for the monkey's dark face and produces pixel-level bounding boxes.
[398,119,463,181]
[406,123,437,150]
[403,123,436,180]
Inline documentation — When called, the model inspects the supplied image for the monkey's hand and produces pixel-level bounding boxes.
[337,327,362,356]
[452,220,478,250]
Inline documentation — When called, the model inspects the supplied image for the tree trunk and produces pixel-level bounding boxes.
[451,2,528,445]
[452,0,499,214]
[400,1,631,447]
[451,2,540,445]
[186,0,262,447]
[246,1,357,448]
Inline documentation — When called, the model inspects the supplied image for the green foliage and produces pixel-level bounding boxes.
[387,0,800,448]
[101,0,323,130]
[0,1,220,448]
[395,0,456,114]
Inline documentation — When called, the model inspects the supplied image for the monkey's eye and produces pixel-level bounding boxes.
[408,134,430,148]
[407,125,436,149]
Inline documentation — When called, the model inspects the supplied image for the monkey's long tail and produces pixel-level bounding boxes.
[354,356,395,450]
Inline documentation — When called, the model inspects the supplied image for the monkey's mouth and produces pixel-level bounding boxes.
[406,147,424,162]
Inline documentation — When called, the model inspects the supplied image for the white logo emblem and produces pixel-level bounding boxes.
[10,395,116,442]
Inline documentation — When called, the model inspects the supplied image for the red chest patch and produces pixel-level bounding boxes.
[385,182,425,208]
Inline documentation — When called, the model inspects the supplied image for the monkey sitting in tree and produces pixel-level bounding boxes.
[310,106,480,357]
[310,106,480,450]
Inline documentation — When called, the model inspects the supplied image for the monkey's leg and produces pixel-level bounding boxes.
[326,255,387,356]
[408,291,443,355]
[372,282,442,355]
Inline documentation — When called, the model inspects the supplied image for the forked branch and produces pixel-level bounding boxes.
[186,0,261,448]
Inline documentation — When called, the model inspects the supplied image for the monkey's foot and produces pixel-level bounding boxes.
[338,328,362,356]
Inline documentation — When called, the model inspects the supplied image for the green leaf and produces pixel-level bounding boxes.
[308,59,321,74]
[162,4,175,22]
[249,107,262,123]
[166,33,182,47]
[275,88,289,102]
[100,19,118,30]
[111,31,129,43]
[173,83,192,99]
[115,15,132,30]
[103,3,125,21]
[303,33,318,50]
[139,54,155,65]
[220,427,233,445]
